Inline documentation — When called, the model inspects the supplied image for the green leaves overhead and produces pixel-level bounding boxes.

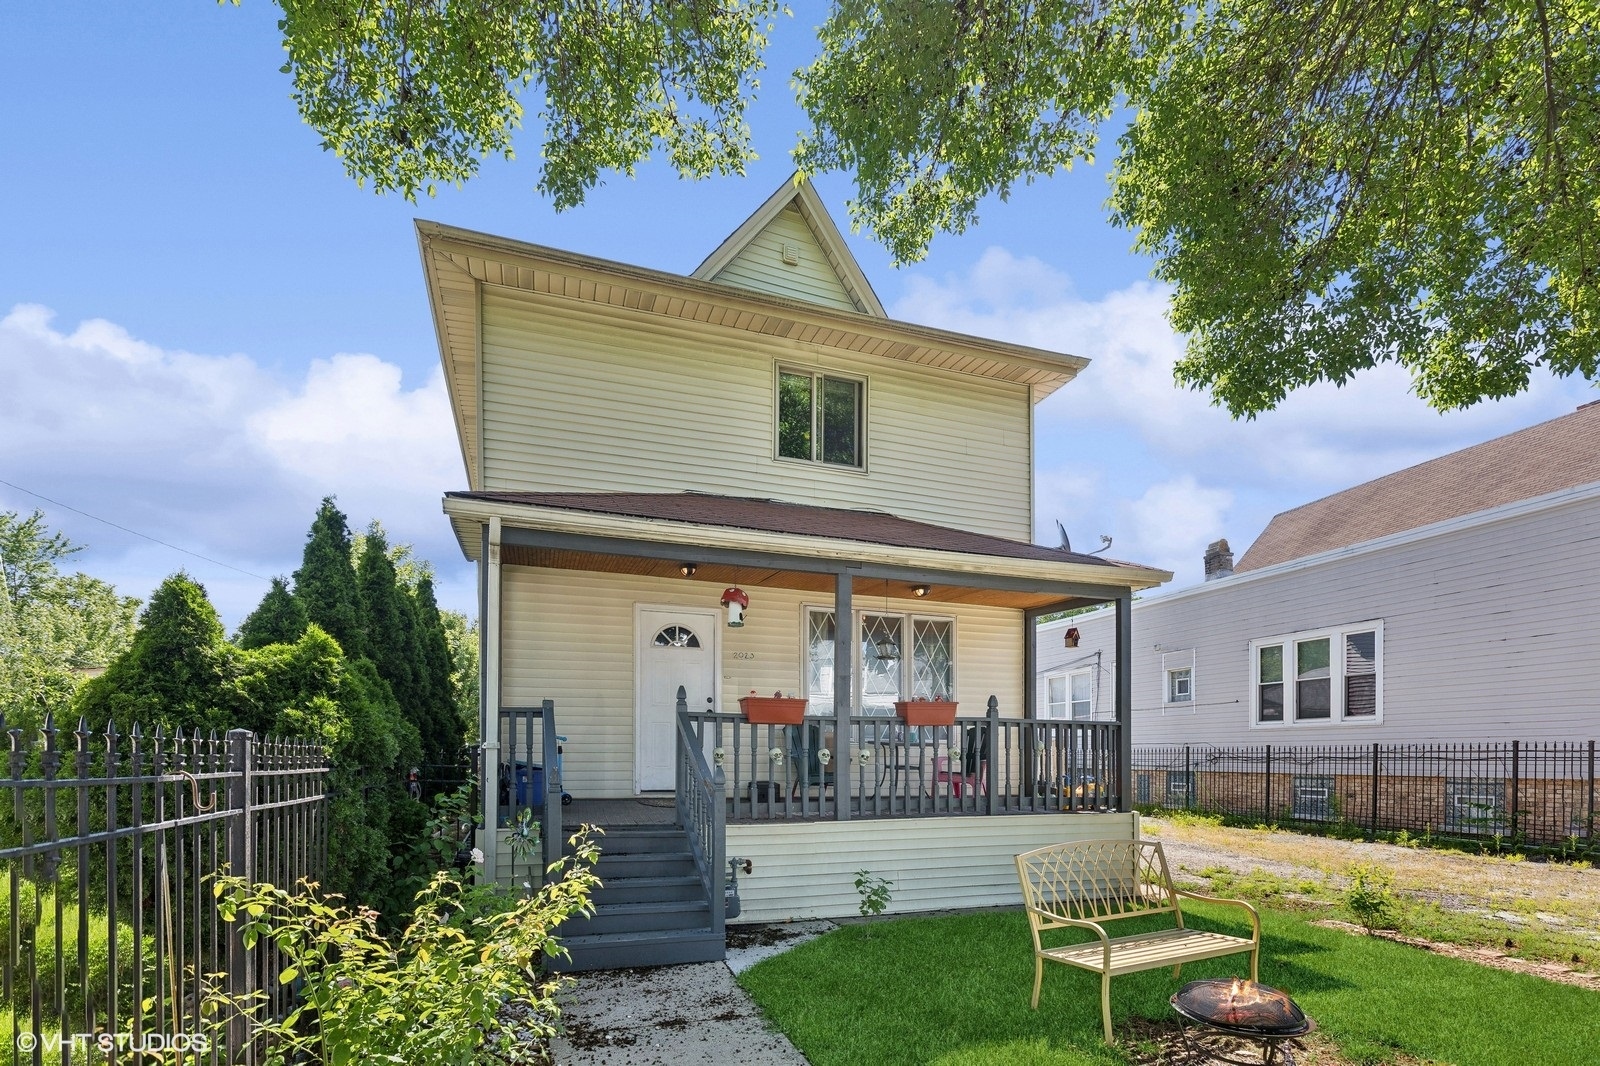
[1110,0,1600,415]
[797,0,1174,264]
[256,0,1600,411]
[801,0,1600,413]
[273,0,783,206]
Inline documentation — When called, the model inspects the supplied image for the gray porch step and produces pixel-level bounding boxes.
[550,927,724,972]
[593,851,697,879]
[589,873,705,905]
[562,898,713,936]
[577,826,688,855]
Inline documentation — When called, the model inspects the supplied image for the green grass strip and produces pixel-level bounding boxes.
[738,903,1600,1066]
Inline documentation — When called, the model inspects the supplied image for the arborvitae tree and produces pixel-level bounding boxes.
[356,525,425,736]
[413,576,465,767]
[235,576,309,650]
[292,498,364,659]
[75,573,230,733]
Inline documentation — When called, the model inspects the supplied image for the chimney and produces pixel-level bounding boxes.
[1203,538,1234,581]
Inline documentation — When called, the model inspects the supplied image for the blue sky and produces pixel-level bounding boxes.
[3,2,1593,629]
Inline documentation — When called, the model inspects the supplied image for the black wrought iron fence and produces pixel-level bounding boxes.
[1133,741,1598,847]
[2,713,327,1064]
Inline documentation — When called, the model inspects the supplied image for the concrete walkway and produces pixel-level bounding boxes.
[548,921,833,1065]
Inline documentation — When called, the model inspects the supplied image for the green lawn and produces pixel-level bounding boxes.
[737,903,1600,1066]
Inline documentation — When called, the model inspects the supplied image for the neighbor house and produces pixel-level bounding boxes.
[420,176,1170,968]
[1038,403,1600,835]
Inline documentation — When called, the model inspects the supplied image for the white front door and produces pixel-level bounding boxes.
[635,607,718,792]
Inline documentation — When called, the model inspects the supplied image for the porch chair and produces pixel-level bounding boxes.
[785,723,835,801]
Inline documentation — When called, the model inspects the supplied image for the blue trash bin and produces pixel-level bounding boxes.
[513,762,546,808]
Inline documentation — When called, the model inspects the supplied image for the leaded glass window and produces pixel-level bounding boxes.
[652,625,700,648]
[806,609,835,714]
[911,619,952,699]
[859,613,902,716]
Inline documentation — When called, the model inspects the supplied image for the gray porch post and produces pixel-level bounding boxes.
[1114,592,1134,813]
[480,517,503,881]
[1022,607,1040,720]
[833,570,853,821]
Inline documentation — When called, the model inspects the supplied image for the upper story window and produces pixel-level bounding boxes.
[777,367,864,468]
[1251,621,1383,727]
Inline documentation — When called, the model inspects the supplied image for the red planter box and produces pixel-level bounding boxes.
[894,700,958,726]
[739,696,808,725]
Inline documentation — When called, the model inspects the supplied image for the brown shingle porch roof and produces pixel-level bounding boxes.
[1236,401,1600,572]
[447,489,1147,572]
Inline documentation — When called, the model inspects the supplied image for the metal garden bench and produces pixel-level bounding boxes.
[1014,838,1260,1043]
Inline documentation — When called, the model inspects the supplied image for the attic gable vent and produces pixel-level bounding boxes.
[781,242,801,266]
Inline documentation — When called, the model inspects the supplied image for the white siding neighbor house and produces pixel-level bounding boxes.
[420,176,1171,968]
[1037,405,1600,835]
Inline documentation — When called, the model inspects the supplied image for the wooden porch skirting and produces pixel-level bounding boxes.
[725,810,1140,924]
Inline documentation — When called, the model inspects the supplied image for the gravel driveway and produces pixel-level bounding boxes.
[1143,815,1600,943]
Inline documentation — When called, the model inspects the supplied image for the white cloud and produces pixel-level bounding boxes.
[0,304,470,628]
[1120,477,1233,578]
[897,249,1596,587]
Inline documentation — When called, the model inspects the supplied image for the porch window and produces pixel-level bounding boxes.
[777,367,863,468]
[803,607,954,714]
[1251,622,1383,726]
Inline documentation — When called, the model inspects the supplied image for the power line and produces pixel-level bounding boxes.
[0,477,272,583]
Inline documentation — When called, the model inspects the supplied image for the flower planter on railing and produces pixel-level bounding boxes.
[894,699,958,726]
[739,696,808,725]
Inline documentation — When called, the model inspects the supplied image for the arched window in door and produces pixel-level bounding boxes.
[653,625,701,648]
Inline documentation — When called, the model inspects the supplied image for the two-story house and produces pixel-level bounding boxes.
[420,176,1170,968]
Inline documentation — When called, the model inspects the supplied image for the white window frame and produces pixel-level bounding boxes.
[801,605,956,714]
[1167,668,1192,703]
[1041,667,1096,720]
[1249,620,1384,729]
[774,364,868,471]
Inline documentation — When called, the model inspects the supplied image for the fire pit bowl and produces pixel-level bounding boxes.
[1169,978,1313,1065]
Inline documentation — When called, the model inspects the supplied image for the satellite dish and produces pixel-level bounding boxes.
[1055,520,1071,552]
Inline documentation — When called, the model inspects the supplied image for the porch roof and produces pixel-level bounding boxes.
[444,490,1170,608]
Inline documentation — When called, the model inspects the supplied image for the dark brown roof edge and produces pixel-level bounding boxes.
[446,490,1153,571]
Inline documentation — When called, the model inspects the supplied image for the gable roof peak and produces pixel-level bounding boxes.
[692,172,886,317]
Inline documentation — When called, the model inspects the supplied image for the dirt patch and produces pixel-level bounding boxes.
[1121,1016,1387,1065]
[562,1018,639,1051]
[726,924,813,949]
[1311,919,1600,991]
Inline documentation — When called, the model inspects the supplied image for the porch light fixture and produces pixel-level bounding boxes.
[721,586,749,627]
[679,563,697,577]
[872,579,901,661]
[912,584,930,597]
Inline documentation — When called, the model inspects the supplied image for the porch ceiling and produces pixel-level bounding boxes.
[500,544,1101,610]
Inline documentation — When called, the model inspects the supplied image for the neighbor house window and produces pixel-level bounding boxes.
[1042,668,1094,720]
[1167,668,1193,704]
[1251,622,1382,726]
[777,367,863,467]
[804,608,953,714]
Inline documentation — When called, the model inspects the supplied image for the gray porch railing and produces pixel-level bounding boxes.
[497,701,564,877]
[1,713,327,1065]
[674,693,726,942]
[684,697,1120,820]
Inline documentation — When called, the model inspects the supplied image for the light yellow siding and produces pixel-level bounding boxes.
[500,566,1025,799]
[480,286,1033,540]
[711,205,862,312]
[727,812,1140,922]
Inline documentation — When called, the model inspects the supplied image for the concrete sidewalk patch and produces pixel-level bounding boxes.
[548,949,818,1064]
